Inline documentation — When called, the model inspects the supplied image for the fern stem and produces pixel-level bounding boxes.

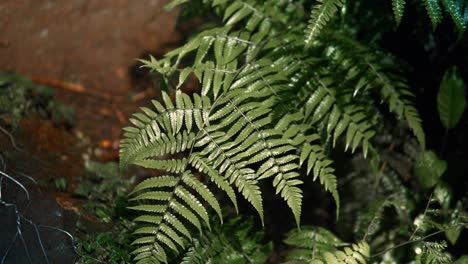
[370,229,444,258]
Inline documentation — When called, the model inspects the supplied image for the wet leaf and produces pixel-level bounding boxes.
[437,66,466,129]
[414,151,447,189]
[434,182,452,209]
[445,226,462,245]
[454,256,468,264]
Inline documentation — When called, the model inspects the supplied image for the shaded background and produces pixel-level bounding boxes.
[0,0,180,143]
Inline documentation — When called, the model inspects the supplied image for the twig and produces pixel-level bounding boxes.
[370,230,444,258]
[409,191,433,241]
[0,170,30,200]
[0,125,22,151]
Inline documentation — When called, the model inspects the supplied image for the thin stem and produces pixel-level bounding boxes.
[0,125,22,151]
[370,230,444,258]
[409,191,433,241]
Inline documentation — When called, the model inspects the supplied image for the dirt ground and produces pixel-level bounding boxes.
[0,2,185,261]
[0,0,181,146]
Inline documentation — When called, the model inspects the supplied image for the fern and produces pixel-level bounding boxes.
[285,226,370,264]
[416,241,452,264]
[180,213,271,264]
[424,0,444,28]
[392,0,406,25]
[120,1,426,262]
[441,0,467,32]
[305,0,345,46]
[324,34,426,148]
[390,0,468,30]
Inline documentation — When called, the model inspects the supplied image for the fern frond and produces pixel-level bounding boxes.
[274,114,340,215]
[129,170,225,264]
[180,214,271,264]
[301,143,340,210]
[305,0,345,46]
[416,241,452,264]
[284,226,344,250]
[195,128,265,220]
[134,158,187,173]
[189,153,239,212]
[202,87,302,225]
[441,0,466,31]
[279,65,377,158]
[285,226,370,264]
[120,90,210,167]
[318,242,370,264]
[424,0,443,28]
[327,34,425,148]
[221,0,271,31]
[362,58,425,147]
[392,0,406,25]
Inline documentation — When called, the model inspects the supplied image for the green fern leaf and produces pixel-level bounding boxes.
[120,90,210,167]
[130,176,178,195]
[305,0,345,46]
[424,0,443,29]
[285,226,369,263]
[182,171,223,223]
[175,186,211,229]
[223,1,271,32]
[392,0,406,25]
[189,153,239,212]
[170,200,203,233]
[441,0,466,31]
[134,158,187,173]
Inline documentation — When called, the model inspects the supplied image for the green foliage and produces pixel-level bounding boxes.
[284,226,370,264]
[76,161,136,263]
[437,66,466,129]
[424,0,444,29]
[76,161,135,223]
[179,213,271,264]
[305,0,345,46]
[454,256,468,264]
[392,0,406,25]
[54,177,67,191]
[337,134,468,263]
[414,151,447,189]
[391,0,468,31]
[415,241,452,264]
[120,0,428,262]
[0,72,75,127]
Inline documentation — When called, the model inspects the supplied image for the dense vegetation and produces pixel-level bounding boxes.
[118,0,468,263]
[1,0,467,263]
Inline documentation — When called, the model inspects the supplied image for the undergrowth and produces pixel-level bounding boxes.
[118,0,468,263]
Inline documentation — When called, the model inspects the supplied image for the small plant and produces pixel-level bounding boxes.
[118,1,467,263]
[177,212,271,264]
[0,73,75,128]
[75,161,136,263]
[54,177,67,191]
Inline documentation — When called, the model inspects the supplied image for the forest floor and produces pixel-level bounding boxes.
[0,1,192,262]
[0,0,181,145]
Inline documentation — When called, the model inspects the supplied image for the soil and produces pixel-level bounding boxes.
[0,1,186,262]
[0,0,182,145]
